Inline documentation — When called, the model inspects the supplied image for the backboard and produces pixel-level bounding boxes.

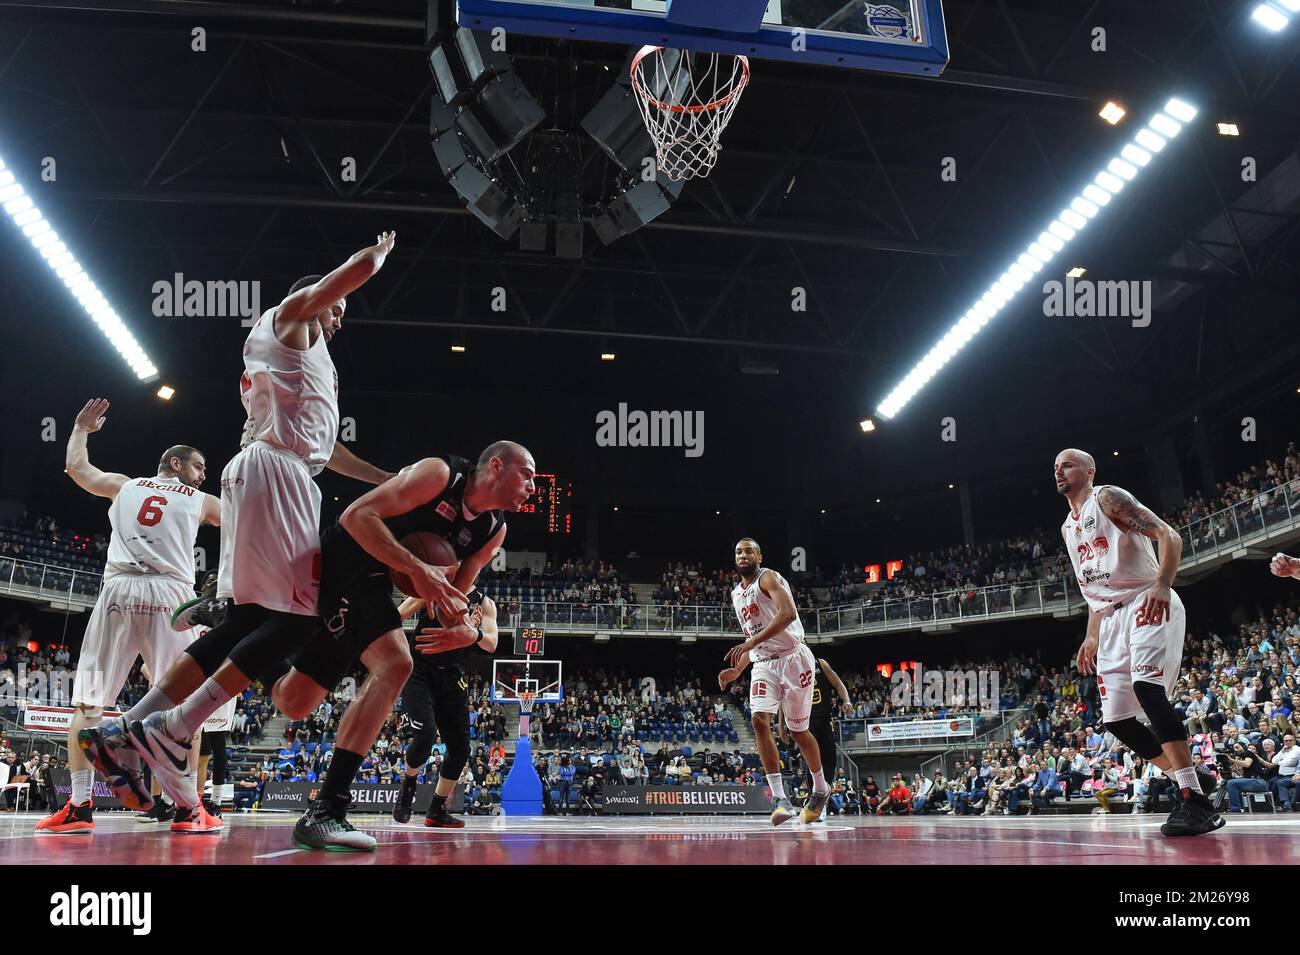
[490,658,564,705]
[455,0,949,74]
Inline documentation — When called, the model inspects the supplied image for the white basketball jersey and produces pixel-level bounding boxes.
[238,308,339,475]
[731,568,805,661]
[1062,485,1162,612]
[105,477,205,584]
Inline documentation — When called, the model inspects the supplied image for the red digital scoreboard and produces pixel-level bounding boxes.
[518,473,572,535]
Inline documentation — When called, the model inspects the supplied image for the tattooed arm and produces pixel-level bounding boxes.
[1097,485,1182,621]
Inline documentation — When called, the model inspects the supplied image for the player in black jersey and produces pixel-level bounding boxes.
[272,441,535,850]
[782,656,854,821]
[391,590,499,827]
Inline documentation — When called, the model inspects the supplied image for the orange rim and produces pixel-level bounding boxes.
[630,45,751,115]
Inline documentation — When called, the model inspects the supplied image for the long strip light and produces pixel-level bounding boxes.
[875,98,1198,421]
[0,154,158,381]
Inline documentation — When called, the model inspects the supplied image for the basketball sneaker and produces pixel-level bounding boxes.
[424,801,465,829]
[171,575,224,632]
[202,796,223,820]
[171,801,223,834]
[126,712,196,807]
[293,794,377,852]
[801,789,829,824]
[35,799,94,834]
[78,717,152,811]
[770,796,797,826]
[1160,789,1226,837]
[393,776,418,824]
[136,800,175,823]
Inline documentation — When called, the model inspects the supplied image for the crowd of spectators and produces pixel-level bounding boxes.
[1167,443,1300,551]
[865,596,1300,817]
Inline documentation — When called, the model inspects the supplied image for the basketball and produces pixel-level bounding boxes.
[389,532,459,598]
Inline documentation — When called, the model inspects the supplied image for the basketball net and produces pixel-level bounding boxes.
[631,45,750,181]
[517,690,537,736]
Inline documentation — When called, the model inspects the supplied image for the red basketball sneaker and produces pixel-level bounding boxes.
[35,799,94,834]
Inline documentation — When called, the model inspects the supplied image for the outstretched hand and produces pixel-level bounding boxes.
[74,398,109,433]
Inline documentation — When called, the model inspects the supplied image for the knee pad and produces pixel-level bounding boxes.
[1103,717,1164,760]
[1132,681,1186,744]
[228,612,316,682]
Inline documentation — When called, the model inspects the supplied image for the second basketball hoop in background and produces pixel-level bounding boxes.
[631,45,751,181]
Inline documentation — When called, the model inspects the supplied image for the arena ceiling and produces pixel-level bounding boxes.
[1,0,1297,552]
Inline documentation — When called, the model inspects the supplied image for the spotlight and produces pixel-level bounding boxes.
[1252,3,1289,31]
[860,418,876,433]
[1099,102,1126,125]
[1067,267,1087,278]
[1217,123,1240,136]
[600,352,616,361]
[156,385,175,401]
[451,344,466,353]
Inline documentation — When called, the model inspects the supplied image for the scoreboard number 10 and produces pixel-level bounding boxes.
[514,626,546,657]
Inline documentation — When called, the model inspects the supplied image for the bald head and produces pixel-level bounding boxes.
[477,440,530,468]
[1054,448,1096,501]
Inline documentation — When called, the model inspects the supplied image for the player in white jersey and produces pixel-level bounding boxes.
[1056,448,1223,836]
[36,399,220,835]
[718,538,828,826]
[81,233,397,813]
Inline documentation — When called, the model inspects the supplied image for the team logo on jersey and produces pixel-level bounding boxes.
[1083,516,1096,532]
[457,527,473,547]
[436,501,456,521]
[864,3,910,39]
[1093,535,1109,556]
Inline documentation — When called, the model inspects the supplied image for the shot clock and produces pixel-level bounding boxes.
[513,626,546,657]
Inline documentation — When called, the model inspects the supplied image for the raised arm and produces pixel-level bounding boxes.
[276,232,397,326]
[65,399,129,500]
[326,441,394,486]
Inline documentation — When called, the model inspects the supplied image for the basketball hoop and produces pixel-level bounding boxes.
[517,690,538,716]
[631,45,751,182]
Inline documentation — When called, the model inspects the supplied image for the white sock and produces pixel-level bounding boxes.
[767,773,786,800]
[1171,766,1201,794]
[124,686,175,724]
[71,769,93,805]
[812,768,828,794]
[164,678,234,739]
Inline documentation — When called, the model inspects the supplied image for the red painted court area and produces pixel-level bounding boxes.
[4,812,1297,866]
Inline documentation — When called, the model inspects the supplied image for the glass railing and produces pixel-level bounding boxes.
[9,475,1298,637]
[1173,477,1300,562]
[0,556,103,607]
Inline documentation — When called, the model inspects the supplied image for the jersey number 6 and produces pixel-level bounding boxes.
[136,495,168,527]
